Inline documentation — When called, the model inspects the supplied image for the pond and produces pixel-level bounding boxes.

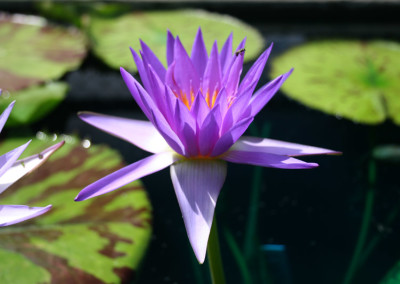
[1,2,400,284]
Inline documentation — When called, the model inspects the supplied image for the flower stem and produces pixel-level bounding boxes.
[207,216,226,284]
[342,159,376,284]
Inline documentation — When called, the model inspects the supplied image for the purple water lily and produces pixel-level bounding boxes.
[75,29,338,263]
[0,96,64,227]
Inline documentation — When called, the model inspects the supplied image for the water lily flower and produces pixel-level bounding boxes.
[0,95,64,227]
[75,29,339,263]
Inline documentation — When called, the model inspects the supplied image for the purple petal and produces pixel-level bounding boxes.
[0,141,64,195]
[250,69,293,116]
[212,117,254,157]
[174,100,198,156]
[129,48,151,93]
[191,28,208,77]
[222,51,244,98]
[0,141,31,178]
[140,39,166,80]
[219,32,233,75]
[120,67,151,119]
[202,41,221,103]
[222,150,319,169]
[198,107,221,156]
[0,101,15,134]
[166,30,175,66]
[190,91,209,126]
[233,136,341,157]
[173,36,200,97]
[75,152,177,201]
[79,112,170,154]
[237,44,273,95]
[0,205,52,227]
[170,159,227,263]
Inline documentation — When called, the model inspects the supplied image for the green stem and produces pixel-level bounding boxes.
[207,216,226,284]
[357,206,399,268]
[342,160,376,284]
[224,228,252,284]
[244,123,271,260]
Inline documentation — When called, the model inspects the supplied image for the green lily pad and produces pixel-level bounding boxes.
[0,82,67,127]
[88,9,264,72]
[0,13,87,92]
[0,134,152,283]
[270,40,400,125]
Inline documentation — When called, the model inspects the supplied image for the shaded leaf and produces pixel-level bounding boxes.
[36,2,131,28]
[270,40,400,125]
[0,13,87,92]
[373,144,400,163]
[0,82,67,127]
[0,134,152,283]
[88,9,264,72]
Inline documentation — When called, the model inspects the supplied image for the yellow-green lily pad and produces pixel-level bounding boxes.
[88,9,264,72]
[0,82,67,127]
[0,134,152,283]
[270,40,400,125]
[0,13,87,92]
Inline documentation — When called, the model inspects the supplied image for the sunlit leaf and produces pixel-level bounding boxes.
[270,40,400,125]
[0,13,87,92]
[0,82,67,126]
[88,9,264,72]
[0,134,152,283]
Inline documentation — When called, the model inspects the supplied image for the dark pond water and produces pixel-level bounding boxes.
[2,2,400,284]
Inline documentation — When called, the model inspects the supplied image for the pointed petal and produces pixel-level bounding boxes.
[129,48,151,93]
[140,39,166,80]
[78,112,170,153]
[170,159,227,263]
[250,69,293,116]
[0,141,30,178]
[219,32,233,75]
[166,30,175,66]
[0,141,64,195]
[0,205,52,227]
[202,41,221,98]
[222,51,244,97]
[212,116,253,157]
[222,149,318,169]
[0,101,15,134]
[190,91,209,126]
[120,67,151,119]
[233,136,341,157]
[198,107,220,156]
[75,152,177,201]
[191,28,208,77]
[237,44,273,95]
[174,36,200,96]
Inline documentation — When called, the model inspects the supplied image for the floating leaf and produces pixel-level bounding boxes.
[0,134,152,283]
[36,2,131,28]
[88,9,264,72]
[270,40,400,125]
[0,82,67,127]
[0,13,87,92]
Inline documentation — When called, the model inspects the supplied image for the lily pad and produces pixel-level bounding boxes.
[0,13,87,92]
[270,40,400,125]
[88,9,264,72]
[0,82,67,127]
[0,134,152,283]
